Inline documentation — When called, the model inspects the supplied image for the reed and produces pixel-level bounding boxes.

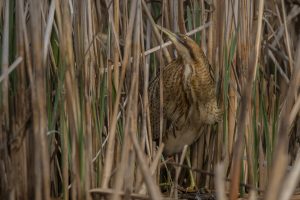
[0,1,299,200]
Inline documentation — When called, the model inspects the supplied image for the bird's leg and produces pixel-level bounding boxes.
[165,119,178,139]
[172,124,177,138]
[185,149,197,192]
[166,123,177,139]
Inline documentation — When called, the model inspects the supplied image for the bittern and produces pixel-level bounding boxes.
[149,26,222,190]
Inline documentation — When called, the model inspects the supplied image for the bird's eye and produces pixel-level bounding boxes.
[183,36,187,40]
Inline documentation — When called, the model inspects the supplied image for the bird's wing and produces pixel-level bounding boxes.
[149,76,162,141]
[162,61,188,122]
[149,60,190,140]
[208,63,215,82]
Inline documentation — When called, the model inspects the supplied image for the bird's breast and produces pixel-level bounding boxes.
[163,123,202,156]
[183,64,192,88]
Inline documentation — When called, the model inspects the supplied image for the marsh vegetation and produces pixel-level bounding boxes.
[0,0,300,199]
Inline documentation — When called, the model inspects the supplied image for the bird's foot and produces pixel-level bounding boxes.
[185,184,197,193]
[185,177,198,193]
[185,154,198,193]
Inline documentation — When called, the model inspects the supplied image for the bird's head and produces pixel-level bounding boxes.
[157,25,203,65]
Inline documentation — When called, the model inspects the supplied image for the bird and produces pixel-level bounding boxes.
[149,25,222,191]
[149,26,222,156]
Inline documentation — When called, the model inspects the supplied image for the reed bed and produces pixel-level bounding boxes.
[0,0,300,200]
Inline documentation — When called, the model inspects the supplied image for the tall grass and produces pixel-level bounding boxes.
[0,0,300,200]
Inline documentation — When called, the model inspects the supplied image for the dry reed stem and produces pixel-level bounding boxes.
[290,94,300,123]
[178,0,185,33]
[268,49,290,83]
[142,2,153,158]
[30,0,51,199]
[51,3,69,200]
[84,1,95,197]
[0,1,10,197]
[1,1,300,199]
[111,3,142,200]
[162,1,170,30]
[1,0,9,128]
[248,190,257,200]
[138,144,164,194]
[215,163,228,200]
[207,0,214,63]
[229,0,265,199]
[14,0,28,198]
[173,145,188,199]
[264,151,289,200]
[271,4,300,48]
[58,1,82,198]
[113,0,120,90]
[42,0,55,65]
[106,0,114,130]
[265,40,300,200]
[125,5,161,199]
[141,0,171,63]
[139,6,152,189]
[279,150,300,200]
[144,23,211,56]
[111,68,135,200]
[0,57,23,82]
[102,23,211,74]
[171,1,178,32]
[61,114,68,200]
[281,0,294,72]
[169,162,263,193]
[101,1,137,189]
[130,128,162,200]
[91,188,178,200]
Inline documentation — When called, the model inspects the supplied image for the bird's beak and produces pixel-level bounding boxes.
[156,25,192,63]
[156,25,185,45]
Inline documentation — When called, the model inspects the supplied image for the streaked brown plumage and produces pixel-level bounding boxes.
[149,26,222,156]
